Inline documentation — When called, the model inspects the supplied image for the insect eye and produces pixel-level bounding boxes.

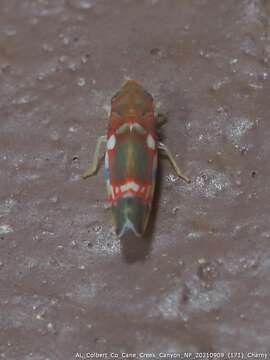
[111,90,121,101]
[142,89,153,101]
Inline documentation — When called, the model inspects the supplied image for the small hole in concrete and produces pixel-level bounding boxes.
[150,47,161,56]
[251,171,257,178]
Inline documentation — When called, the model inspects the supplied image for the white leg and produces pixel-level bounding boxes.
[82,135,107,178]
[158,142,191,184]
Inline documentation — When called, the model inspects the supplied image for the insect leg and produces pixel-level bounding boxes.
[158,142,191,184]
[156,113,167,129]
[82,135,107,178]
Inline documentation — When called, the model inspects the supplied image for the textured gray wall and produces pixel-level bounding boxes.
[0,0,269,359]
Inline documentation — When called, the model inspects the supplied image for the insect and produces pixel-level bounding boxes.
[83,80,190,237]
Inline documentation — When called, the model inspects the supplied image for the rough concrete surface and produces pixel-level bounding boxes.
[0,0,270,359]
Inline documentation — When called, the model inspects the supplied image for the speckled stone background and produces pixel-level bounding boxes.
[0,0,270,359]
